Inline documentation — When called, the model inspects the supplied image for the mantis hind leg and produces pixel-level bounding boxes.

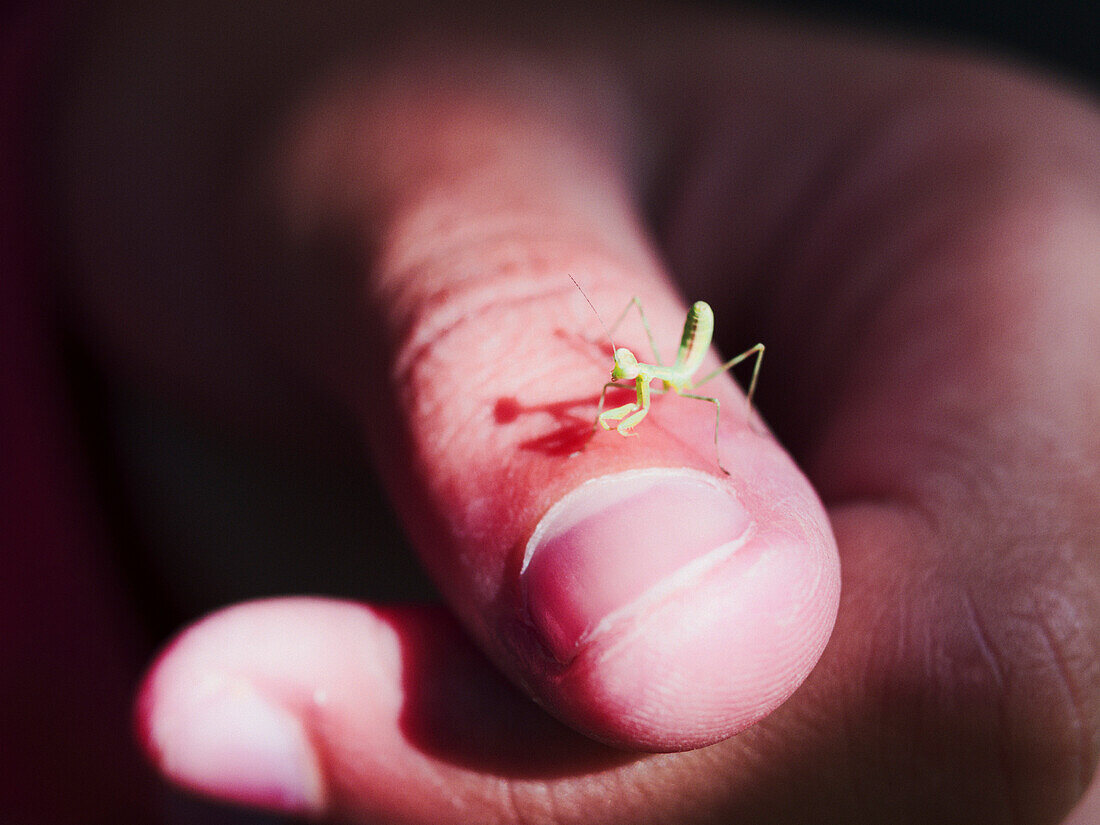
[678,392,729,474]
[609,297,663,366]
[693,343,765,416]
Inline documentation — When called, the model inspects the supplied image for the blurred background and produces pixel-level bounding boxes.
[760,0,1096,89]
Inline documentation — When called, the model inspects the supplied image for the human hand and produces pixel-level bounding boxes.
[50,3,1098,822]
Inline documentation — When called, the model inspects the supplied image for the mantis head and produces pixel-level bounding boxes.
[611,347,640,380]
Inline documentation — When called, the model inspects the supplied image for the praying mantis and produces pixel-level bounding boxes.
[575,279,764,474]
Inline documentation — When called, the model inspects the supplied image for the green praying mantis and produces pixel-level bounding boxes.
[573,278,764,474]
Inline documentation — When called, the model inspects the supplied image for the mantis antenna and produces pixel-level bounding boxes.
[569,274,617,360]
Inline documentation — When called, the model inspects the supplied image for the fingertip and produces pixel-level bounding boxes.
[146,673,326,815]
[136,603,330,817]
[556,527,840,750]
[517,440,840,750]
[521,468,754,665]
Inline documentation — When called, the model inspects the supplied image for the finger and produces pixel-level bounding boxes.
[262,57,840,751]
[137,599,639,823]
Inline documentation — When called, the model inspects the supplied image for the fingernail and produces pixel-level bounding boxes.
[522,469,752,663]
[150,674,324,814]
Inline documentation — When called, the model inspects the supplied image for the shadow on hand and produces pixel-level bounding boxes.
[395,605,634,778]
[493,394,605,458]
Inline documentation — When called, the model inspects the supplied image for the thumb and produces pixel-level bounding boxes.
[275,60,841,751]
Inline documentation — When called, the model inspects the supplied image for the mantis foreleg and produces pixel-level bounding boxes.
[595,381,633,424]
[596,377,651,435]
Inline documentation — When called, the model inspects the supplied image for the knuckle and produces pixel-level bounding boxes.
[881,574,1099,822]
[838,501,1100,823]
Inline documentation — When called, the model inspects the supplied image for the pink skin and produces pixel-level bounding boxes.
[42,3,1100,824]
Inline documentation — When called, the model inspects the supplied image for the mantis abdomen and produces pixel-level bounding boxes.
[674,301,714,380]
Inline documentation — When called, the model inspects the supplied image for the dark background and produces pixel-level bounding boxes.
[745,0,1097,90]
